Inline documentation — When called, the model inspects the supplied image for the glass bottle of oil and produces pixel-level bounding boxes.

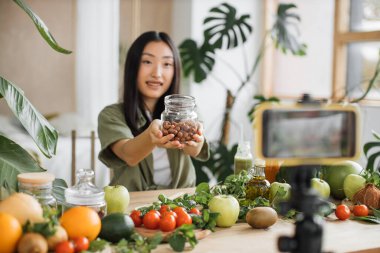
[245,159,270,200]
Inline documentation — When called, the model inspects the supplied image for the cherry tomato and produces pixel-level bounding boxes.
[159,213,176,232]
[189,207,201,215]
[148,209,161,217]
[72,237,89,252]
[353,204,369,217]
[335,204,351,220]
[160,205,170,215]
[176,211,192,227]
[143,211,160,229]
[55,241,75,253]
[130,210,143,227]
[162,210,178,220]
[173,206,187,215]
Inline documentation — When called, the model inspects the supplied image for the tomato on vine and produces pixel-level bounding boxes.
[335,204,351,220]
[353,204,369,217]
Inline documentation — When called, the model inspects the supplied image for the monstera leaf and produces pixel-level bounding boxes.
[14,0,72,54]
[203,3,252,49]
[271,3,306,55]
[0,135,45,197]
[179,39,215,83]
[0,77,58,158]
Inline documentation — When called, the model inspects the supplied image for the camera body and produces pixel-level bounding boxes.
[253,102,360,166]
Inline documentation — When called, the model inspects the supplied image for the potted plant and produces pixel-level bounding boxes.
[179,2,306,183]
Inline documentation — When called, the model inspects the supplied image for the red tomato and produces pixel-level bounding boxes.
[176,211,192,227]
[160,205,170,215]
[148,209,161,217]
[72,237,89,252]
[130,210,143,227]
[162,210,178,220]
[143,211,160,229]
[173,206,186,215]
[55,241,75,253]
[335,204,351,220]
[189,207,201,215]
[159,214,176,232]
[353,204,369,217]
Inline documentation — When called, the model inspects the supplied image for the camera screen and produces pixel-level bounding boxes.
[262,109,357,159]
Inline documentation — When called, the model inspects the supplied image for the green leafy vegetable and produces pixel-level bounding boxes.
[168,225,198,252]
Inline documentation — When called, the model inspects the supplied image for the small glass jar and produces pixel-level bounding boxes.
[64,169,106,218]
[17,172,57,211]
[245,159,270,200]
[161,94,199,143]
[234,141,253,175]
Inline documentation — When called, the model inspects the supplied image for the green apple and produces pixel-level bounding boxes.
[322,160,363,200]
[343,174,366,200]
[104,185,130,214]
[208,195,239,227]
[311,178,330,198]
[269,182,291,203]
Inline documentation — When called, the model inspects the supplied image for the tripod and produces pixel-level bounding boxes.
[278,166,325,253]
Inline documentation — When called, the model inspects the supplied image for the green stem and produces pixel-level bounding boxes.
[351,50,380,103]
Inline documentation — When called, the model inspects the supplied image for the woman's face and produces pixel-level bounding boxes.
[137,41,174,109]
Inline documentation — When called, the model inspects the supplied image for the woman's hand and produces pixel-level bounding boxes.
[182,122,205,157]
[149,119,183,149]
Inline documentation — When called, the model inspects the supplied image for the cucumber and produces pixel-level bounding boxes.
[98,213,135,243]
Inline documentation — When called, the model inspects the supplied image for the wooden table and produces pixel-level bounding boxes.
[127,188,380,253]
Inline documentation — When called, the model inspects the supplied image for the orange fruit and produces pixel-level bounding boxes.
[60,206,101,241]
[0,212,22,253]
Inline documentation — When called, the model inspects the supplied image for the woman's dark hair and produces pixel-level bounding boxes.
[123,31,181,136]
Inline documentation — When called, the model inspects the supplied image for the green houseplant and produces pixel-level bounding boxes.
[179,3,306,183]
[0,0,71,200]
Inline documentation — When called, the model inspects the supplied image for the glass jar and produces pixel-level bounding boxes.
[234,141,253,175]
[17,172,57,211]
[64,169,106,218]
[161,94,198,143]
[245,159,270,200]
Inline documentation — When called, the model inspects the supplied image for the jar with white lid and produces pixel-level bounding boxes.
[17,172,57,210]
[64,169,106,218]
[161,94,199,143]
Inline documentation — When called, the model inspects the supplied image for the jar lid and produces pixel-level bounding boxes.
[17,172,55,184]
[254,158,266,167]
[64,169,105,206]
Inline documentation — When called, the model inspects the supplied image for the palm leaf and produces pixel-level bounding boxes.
[179,39,215,83]
[0,135,45,198]
[204,3,252,49]
[271,3,306,55]
[373,130,380,140]
[13,0,72,54]
[363,142,380,157]
[366,150,380,173]
[0,76,58,158]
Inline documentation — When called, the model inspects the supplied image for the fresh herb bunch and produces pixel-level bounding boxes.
[23,206,59,237]
[168,224,198,252]
[86,232,162,253]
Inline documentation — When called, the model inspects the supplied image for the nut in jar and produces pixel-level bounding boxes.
[162,120,199,143]
[161,94,199,143]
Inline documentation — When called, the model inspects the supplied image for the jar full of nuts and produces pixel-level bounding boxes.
[161,94,198,143]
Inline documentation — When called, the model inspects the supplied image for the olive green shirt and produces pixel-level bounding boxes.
[98,103,210,191]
